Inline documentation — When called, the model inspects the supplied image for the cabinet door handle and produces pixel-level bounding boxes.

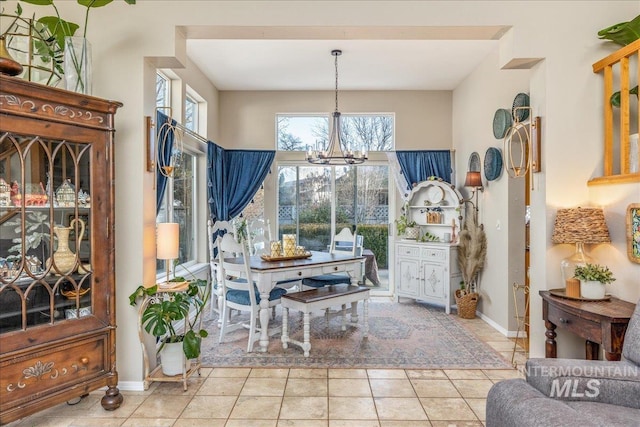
[559,317,570,324]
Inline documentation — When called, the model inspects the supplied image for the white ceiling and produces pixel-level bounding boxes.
[186,39,500,91]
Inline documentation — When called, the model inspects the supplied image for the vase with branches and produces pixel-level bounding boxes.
[455,212,487,318]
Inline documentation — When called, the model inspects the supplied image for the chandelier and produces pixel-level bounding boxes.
[306,50,368,165]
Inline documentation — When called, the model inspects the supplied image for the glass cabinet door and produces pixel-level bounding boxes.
[0,134,93,333]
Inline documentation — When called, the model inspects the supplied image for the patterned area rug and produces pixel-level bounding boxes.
[200,300,512,369]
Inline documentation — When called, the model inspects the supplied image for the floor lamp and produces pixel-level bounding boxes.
[157,222,179,285]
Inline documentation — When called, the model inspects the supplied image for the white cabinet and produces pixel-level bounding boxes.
[394,179,465,313]
[395,242,460,313]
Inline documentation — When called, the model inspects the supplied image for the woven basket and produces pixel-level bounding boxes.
[455,289,479,319]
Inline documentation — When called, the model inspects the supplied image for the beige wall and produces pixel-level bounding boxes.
[7,0,639,385]
[218,90,452,150]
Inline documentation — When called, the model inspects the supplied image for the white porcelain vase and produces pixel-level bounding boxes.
[580,280,606,300]
[159,341,190,376]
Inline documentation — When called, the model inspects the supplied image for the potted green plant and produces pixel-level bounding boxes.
[574,263,616,300]
[5,0,136,92]
[395,203,418,239]
[128,278,209,376]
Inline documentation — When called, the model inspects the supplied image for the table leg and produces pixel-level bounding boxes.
[281,307,289,349]
[257,275,271,352]
[302,311,311,357]
[585,340,600,360]
[545,320,557,358]
[363,298,369,338]
[341,304,347,331]
[604,351,622,361]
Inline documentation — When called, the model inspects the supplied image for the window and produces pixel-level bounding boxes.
[275,113,394,291]
[185,95,197,132]
[276,114,394,152]
[155,72,204,273]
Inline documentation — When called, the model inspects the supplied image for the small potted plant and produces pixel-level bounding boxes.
[129,278,209,376]
[574,263,616,300]
[395,203,418,239]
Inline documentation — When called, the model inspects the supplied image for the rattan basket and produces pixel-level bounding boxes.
[455,289,479,319]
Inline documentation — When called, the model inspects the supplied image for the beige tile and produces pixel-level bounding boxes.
[486,341,516,352]
[250,368,290,378]
[68,419,127,426]
[406,370,447,380]
[150,379,204,395]
[367,370,407,379]
[280,396,328,419]
[173,420,226,427]
[369,379,416,398]
[330,420,381,427]
[286,378,328,396]
[121,418,174,426]
[443,370,488,380]
[197,376,246,395]
[374,398,428,421]
[289,368,328,379]
[379,422,431,427]
[130,395,191,419]
[430,421,483,427]
[226,420,277,427]
[241,378,288,396]
[329,397,378,420]
[329,379,372,397]
[229,396,283,419]
[329,369,368,379]
[411,379,461,398]
[465,398,487,422]
[481,369,522,381]
[450,380,494,399]
[180,395,237,419]
[419,398,477,421]
[209,367,252,378]
[277,420,328,427]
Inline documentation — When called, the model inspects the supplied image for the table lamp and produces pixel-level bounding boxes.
[551,207,610,292]
[157,222,179,284]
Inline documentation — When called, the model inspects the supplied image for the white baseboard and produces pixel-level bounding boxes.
[116,381,146,392]
[477,311,527,338]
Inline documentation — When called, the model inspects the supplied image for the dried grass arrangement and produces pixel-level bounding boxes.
[457,213,487,294]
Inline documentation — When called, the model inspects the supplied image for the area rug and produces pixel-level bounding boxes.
[200,300,512,369]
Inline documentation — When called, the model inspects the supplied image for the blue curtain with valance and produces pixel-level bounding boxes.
[395,150,452,189]
[156,110,175,213]
[207,141,275,253]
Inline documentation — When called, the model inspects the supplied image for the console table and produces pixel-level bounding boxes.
[540,290,636,361]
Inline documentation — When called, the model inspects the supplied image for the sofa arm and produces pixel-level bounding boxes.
[525,358,640,409]
[486,379,600,427]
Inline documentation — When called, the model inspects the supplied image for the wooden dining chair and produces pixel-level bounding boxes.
[217,233,288,352]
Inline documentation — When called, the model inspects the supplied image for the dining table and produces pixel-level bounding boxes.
[220,250,363,352]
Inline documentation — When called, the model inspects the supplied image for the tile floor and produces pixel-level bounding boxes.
[7,313,527,427]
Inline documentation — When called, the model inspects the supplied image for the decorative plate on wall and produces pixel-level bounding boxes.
[484,147,503,181]
[512,93,530,122]
[493,108,512,139]
[468,152,481,172]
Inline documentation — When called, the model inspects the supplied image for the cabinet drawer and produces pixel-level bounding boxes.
[397,245,420,258]
[0,336,107,412]
[421,248,446,261]
[547,305,602,343]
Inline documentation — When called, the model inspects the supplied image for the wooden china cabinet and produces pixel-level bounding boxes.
[0,75,122,424]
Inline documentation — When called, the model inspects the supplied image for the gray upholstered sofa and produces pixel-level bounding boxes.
[486,298,640,427]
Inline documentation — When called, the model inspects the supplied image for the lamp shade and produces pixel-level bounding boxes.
[464,171,483,188]
[551,207,610,244]
[157,222,179,260]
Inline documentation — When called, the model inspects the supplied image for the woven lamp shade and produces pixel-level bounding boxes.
[551,207,610,244]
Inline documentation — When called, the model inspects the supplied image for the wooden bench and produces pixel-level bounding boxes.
[281,284,370,357]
